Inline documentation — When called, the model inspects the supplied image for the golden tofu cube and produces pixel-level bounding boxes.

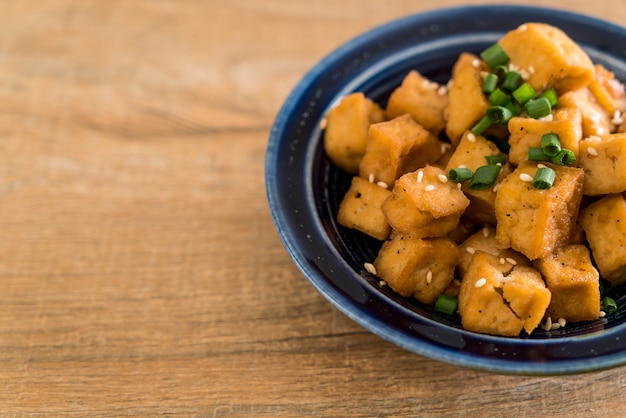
[444,53,490,146]
[495,161,584,260]
[336,176,391,240]
[458,251,550,336]
[507,107,582,166]
[559,89,614,137]
[579,193,626,285]
[374,234,459,304]
[533,245,600,322]
[588,64,626,115]
[579,133,626,195]
[323,92,385,173]
[499,23,594,93]
[359,114,441,187]
[382,166,470,237]
[444,131,511,225]
[386,70,448,134]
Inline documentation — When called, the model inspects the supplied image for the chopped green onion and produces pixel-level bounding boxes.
[539,88,559,107]
[493,65,509,80]
[551,149,576,166]
[469,164,501,190]
[434,294,458,315]
[449,167,473,182]
[480,43,510,69]
[501,70,522,91]
[488,88,510,106]
[482,73,499,94]
[471,115,493,136]
[503,98,522,117]
[532,167,556,189]
[512,82,536,105]
[602,296,618,313]
[525,97,552,119]
[528,147,550,161]
[485,154,506,165]
[541,133,561,157]
[486,105,513,124]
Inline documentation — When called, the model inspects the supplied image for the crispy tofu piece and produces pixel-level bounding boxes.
[457,225,530,279]
[579,193,626,285]
[579,133,626,195]
[533,245,600,322]
[444,53,490,146]
[374,234,459,304]
[498,23,594,93]
[382,166,470,237]
[507,107,582,166]
[359,114,442,187]
[323,93,385,173]
[495,161,584,260]
[336,176,391,240]
[385,70,448,135]
[589,64,626,115]
[444,131,511,225]
[559,89,614,137]
[458,251,550,336]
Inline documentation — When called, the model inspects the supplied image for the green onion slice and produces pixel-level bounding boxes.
[532,167,556,189]
[480,43,510,69]
[434,294,458,315]
[539,88,559,107]
[448,167,473,182]
[471,115,493,136]
[469,164,501,190]
[528,147,550,161]
[512,82,536,105]
[485,154,506,165]
[501,70,522,91]
[488,88,510,106]
[504,98,522,117]
[550,149,576,166]
[541,133,562,157]
[602,296,618,313]
[525,97,552,119]
[486,105,513,124]
[482,73,499,94]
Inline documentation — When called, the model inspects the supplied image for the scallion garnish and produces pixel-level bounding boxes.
[486,105,513,124]
[480,43,510,69]
[524,97,552,119]
[512,82,536,105]
[551,149,576,166]
[528,147,550,161]
[539,88,559,107]
[448,167,473,182]
[504,98,522,117]
[434,294,458,315]
[532,167,556,189]
[501,70,522,91]
[471,115,493,136]
[488,88,510,106]
[485,154,506,165]
[482,73,499,94]
[541,133,561,157]
[602,296,618,313]
[469,164,501,190]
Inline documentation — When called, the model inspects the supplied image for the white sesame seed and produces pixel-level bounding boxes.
[528,65,535,74]
[544,317,553,331]
[558,318,567,327]
[587,147,598,156]
[472,59,480,68]
[500,257,506,265]
[319,117,328,130]
[453,279,461,286]
[466,246,475,255]
[540,114,553,122]
[440,143,451,154]
[519,69,530,80]
[474,277,487,288]
[537,163,548,169]
[612,110,623,125]
[377,181,388,189]
[519,24,528,31]
[364,262,377,275]
[437,86,447,96]
[437,174,448,184]
[550,323,561,330]
[457,164,466,169]
[600,310,606,318]
[505,257,517,265]
[426,270,433,284]
[417,170,424,183]
[467,133,476,142]
[368,173,375,183]
[519,173,533,182]
[425,185,436,192]
[457,183,463,189]
[482,227,490,237]
[501,276,513,283]
[492,183,500,193]
[379,280,387,287]
[589,135,602,142]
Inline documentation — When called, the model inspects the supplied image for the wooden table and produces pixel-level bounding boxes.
[2,0,626,415]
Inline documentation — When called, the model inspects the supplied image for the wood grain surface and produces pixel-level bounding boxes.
[1,0,626,416]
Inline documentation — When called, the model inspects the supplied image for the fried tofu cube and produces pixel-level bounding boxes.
[495,161,584,260]
[499,23,594,93]
[533,245,600,322]
[382,166,470,237]
[456,225,530,279]
[385,70,448,135]
[458,251,550,336]
[579,133,626,195]
[374,234,459,304]
[359,114,442,187]
[323,93,385,173]
[589,64,626,115]
[559,89,614,137]
[507,107,582,166]
[579,193,626,285]
[444,53,490,146]
[336,176,391,240]
[444,131,511,225]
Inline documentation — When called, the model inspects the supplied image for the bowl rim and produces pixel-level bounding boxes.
[265,4,626,375]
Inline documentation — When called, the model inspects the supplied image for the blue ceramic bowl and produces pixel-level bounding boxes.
[265,5,626,375]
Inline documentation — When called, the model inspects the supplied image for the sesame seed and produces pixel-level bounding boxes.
[501,276,513,283]
[589,135,601,142]
[426,270,433,284]
[368,173,375,183]
[612,110,624,125]
[519,24,528,31]
[425,185,436,192]
[466,246,475,255]
[319,117,328,130]
[437,86,447,96]
[482,227,490,237]
[364,262,377,275]
[379,280,387,287]
[519,173,533,182]
[417,170,424,183]
[441,143,451,154]
[537,163,547,169]
[558,318,567,327]
[587,147,598,156]
[453,279,461,286]
[472,59,480,68]
[505,257,517,265]
[550,323,561,331]
[528,65,535,74]
[499,257,506,265]
[458,164,466,169]
[519,69,530,80]
[457,183,462,189]
[544,317,553,331]
[377,181,388,189]
[492,183,500,193]
[467,133,476,142]
[540,114,553,122]
[600,310,606,318]
[437,174,448,184]
[474,278,487,288]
